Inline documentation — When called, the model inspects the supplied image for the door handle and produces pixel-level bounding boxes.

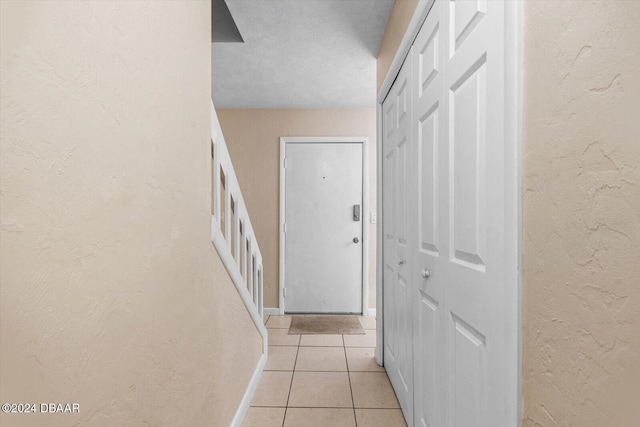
[353,237,359,243]
[398,259,405,266]
[421,269,431,279]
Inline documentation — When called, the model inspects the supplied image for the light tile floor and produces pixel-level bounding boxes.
[244,315,407,427]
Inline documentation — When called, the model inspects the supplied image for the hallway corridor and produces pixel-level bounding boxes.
[243,315,406,427]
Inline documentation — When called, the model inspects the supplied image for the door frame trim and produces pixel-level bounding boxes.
[375,0,523,424]
[279,137,370,315]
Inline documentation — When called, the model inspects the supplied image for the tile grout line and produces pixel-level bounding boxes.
[343,334,358,427]
[266,370,350,372]
[252,406,402,411]
[266,370,380,373]
[281,331,300,427]
[270,345,376,348]
[251,405,400,410]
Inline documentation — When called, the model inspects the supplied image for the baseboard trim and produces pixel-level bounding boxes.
[230,351,267,427]
[366,308,377,317]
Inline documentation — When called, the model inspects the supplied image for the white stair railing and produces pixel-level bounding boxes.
[210,101,267,426]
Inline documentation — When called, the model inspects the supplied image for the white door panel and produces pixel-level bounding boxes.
[285,142,363,313]
[412,2,447,426]
[445,2,506,425]
[382,53,414,427]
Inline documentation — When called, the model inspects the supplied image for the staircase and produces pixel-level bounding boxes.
[210,101,268,426]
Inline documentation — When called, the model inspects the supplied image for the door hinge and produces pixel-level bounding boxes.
[284,158,287,169]
[283,287,287,298]
[283,223,287,233]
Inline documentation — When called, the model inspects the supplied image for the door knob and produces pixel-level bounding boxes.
[353,237,359,243]
[398,259,405,266]
[421,269,431,279]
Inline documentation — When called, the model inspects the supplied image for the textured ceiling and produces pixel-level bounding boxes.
[212,0,394,108]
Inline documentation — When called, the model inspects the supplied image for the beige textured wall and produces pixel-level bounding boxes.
[377,0,419,91]
[522,1,640,426]
[0,2,261,427]
[217,109,377,310]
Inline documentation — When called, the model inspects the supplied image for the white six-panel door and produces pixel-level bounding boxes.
[411,3,445,427]
[382,56,414,426]
[443,1,509,425]
[382,0,518,426]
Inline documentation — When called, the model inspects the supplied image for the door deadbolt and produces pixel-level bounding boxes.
[353,204,361,221]
[398,259,405,266]
[353,237,359,243]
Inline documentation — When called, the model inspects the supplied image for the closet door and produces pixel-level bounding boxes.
[443,1,509,426]
[383,1,516,426]
[410,1,447,426]
[382,53,414,426]
[409,1,513,426]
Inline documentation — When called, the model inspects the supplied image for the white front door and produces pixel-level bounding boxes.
[284,142,363,313]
